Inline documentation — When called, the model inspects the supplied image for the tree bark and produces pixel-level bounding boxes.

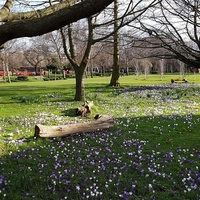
[76,101,93,117]
[34,114,114,138]
[109,0,120,86]
[74,68,85,101]
[0,0,114,46]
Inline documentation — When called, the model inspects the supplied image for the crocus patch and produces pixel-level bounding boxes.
[0,85,200,199]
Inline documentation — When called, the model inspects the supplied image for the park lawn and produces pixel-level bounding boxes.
[0,74,200,200]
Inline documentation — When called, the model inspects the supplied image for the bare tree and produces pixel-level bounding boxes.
[8,52,26,72]
[93,44,113,72]
[134,60,141,79]
[0,0,161,101]
[59,0,161,100]
[23,37,51,74]
[43,32,65,67]
[128,0,200,68]
[139,59,152,79]
[60,18,93,101]
[0,40,19,82]
[108,0,161,85]
[87,44,112,78]
[178,60,186,77]
[0,50,7,81]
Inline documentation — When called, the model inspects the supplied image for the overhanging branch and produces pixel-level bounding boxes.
[0,0,114,46]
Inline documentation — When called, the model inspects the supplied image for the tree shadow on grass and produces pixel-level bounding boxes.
[61,108,78,117]
[116,85,174,93]
[0,114,200,199]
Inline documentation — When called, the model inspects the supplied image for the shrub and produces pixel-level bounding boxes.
[16,76,28,81]
[43,78,50,81]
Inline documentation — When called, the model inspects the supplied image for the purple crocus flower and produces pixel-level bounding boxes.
[0,174,4,184]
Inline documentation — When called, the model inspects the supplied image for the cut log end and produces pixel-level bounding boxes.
[34,125,40,138]
[76,101,94,117]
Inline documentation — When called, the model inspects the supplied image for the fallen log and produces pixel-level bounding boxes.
[34,114,114,138]
[76,101,94,117]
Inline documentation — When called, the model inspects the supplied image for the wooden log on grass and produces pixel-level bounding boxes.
[34,114,114,138]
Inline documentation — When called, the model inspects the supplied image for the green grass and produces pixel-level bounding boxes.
[0,74,200,200]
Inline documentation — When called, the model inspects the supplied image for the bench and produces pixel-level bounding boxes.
[34,76,44,80]
[171,78,188,83]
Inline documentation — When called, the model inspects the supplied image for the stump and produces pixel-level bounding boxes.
[34,114,114,138]
[76,101,94,117]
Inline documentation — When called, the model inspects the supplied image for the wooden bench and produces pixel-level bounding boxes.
[34,76,44,80]
[171,78,188,83]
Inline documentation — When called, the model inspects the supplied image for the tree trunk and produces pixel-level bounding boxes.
[126,67,129,76]
[2,60,6,81]
[48,69,50,78]
[68,24,76,60]
[74,68,85,101]
[109,0,120,86]
[63,70,66,79]
[61,17,93,101]
[6,62,11,83]
[34,114,114,138]
[90,67,94,78]
[144,66,147,80]
[34,66,37,75]
[160,59,164,80]
[135,63,140,79]
[178,61,185,78]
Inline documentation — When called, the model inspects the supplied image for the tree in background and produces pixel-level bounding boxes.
[42,32,65,68]
[128,0,200,68]
[86,44,113,78]
[0,40,20,82]
[59,0,161,100]
[23,37,51,74]
[46,57,61,80]
[109,0,161,85]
